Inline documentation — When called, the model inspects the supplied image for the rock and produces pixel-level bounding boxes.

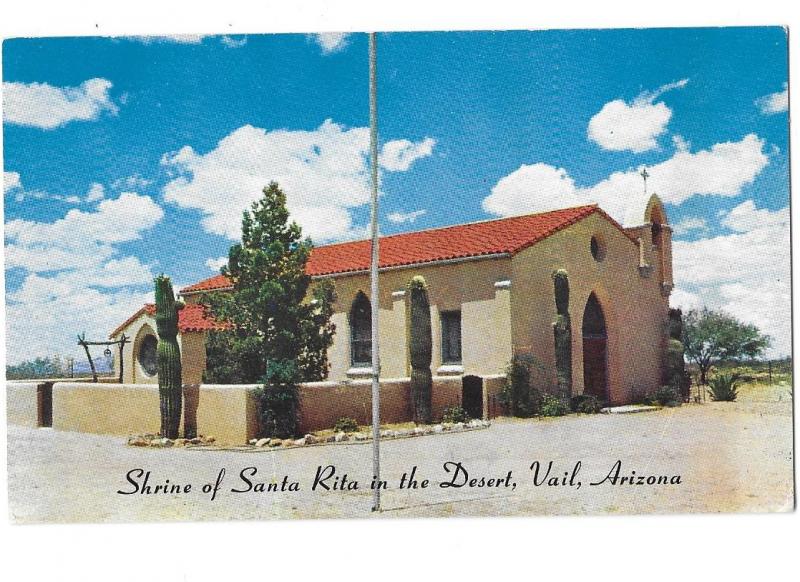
[269,439,282,447]
[190,437,203,445]
[433,424,444,434]
[249,439,258,445]
[334,432,349,443]
[128,436,148,447]
[255,438,270,448]
[173,438,187,447]
[326,435,337,443]
[293,437,307,446]
[354,433,370,441]
[454,422,465,431]
[204,436,216,443]
[304,434,318,445]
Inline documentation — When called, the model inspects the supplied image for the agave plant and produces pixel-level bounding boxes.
[707,372,742,402]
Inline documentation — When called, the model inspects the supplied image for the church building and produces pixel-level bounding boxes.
[110,194,673,406]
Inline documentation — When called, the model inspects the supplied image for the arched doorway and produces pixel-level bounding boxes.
[582,293,608,402]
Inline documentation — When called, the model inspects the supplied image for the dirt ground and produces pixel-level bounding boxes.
[6,381,794,523]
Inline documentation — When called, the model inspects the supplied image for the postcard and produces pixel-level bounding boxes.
[3,27,793,524]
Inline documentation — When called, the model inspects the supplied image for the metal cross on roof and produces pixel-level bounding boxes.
[640,167,650,196]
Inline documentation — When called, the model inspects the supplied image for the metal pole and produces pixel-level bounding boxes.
[369,32,381,512]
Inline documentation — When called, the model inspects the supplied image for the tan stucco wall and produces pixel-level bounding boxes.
[113,313,206,385]
[322,257,513,381]
[510,212,669,404]
[6,382,43,427]
[51,382,259,444]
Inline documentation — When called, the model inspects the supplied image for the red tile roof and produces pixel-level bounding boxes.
[109,302,227,338]
[182,204,629,294]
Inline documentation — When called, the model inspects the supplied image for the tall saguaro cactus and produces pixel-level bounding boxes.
[408,276,432,424]
[552,269,573,400]
[155,275,183,439]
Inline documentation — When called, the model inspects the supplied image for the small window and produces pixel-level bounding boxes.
[441,311,462,364]
[350,292,372,367]
[138,334,158,377]
[590,235,605,261]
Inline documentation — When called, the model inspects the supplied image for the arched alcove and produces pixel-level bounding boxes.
[349,292,372,367]
[582,293,608,402]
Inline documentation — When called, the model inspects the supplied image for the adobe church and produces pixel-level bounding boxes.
[110,194,673,407]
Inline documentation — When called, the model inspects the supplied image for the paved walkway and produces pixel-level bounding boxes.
[7,389,794,523]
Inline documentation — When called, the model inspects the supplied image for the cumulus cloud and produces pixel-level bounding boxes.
[313,33,351,54]
[387,209,427,224]
[588,79,688,153]
[205,257,228,272]
[671,217,707,237]
[161,119,435,242]
[8,178,110,205]
[380,138,437,171]
[221,36,247,48]
[126,34,207,44]
[4,171,22,194]
[111,174,153,191]
[671,201,790,357]
[483,133,768,226]
[3,78,119,129]
[755,83,788,115]
[4,192,164,364]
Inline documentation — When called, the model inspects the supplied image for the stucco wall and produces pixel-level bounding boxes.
[51,382,259,444]
[510,212,669,404]
[6,382,44,428]
[40,375,503,443]
[113,313,206,385]
[322,256,513,381]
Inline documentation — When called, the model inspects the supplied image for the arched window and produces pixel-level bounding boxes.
[350,292,372,367]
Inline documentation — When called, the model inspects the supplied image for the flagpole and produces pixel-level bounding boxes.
[368,32,382,513]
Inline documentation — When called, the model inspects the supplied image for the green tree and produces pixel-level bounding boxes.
[683,307,770,384]
[204,182,336,437]
[5,356,65,380]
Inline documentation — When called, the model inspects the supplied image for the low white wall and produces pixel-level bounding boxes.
[6,382,43,428]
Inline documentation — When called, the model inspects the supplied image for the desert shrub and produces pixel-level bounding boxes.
[540,395,570,417]
[649,385,681,407]
[441,405,470,424]
[570,394,603,414]
[707,373,742,402]
[499,354,544,417]
[629,385,651,405]
[333,417,359,433]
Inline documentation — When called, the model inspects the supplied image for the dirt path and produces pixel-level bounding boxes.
[7,383,794,523]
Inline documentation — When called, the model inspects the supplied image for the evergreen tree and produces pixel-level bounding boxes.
[204,182,336,437]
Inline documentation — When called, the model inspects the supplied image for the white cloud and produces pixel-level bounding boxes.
[4,171,22,194]
[112,174,152,191]
[672,134,691,153]
[8,178,112,205]
[588,79,688,153]
[205,257,228,272]
[127,34,207,44]
[672,201,790,357]
[5,192,164,364]
[3,78,119,129]
[755,83,788,115]
[221,36,247,48]
[671,217,707,237]
[313,33,351,55]
[380,138,436,171]
[483,133,768,226]
[85,183,105,203]
[161,119,435,242]
[387,209,427,224]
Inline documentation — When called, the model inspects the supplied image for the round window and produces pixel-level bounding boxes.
[590,235,605,261]
[137,334,158,377]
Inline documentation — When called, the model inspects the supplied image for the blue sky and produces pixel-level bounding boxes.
[3,28,790,363]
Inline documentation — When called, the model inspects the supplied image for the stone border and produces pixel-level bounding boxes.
[126,419,491,451]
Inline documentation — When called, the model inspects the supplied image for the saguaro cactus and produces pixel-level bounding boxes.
[155,275,183,439]
[552,269,573,400]
[664,308,690,401]
[408,276,432,424]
